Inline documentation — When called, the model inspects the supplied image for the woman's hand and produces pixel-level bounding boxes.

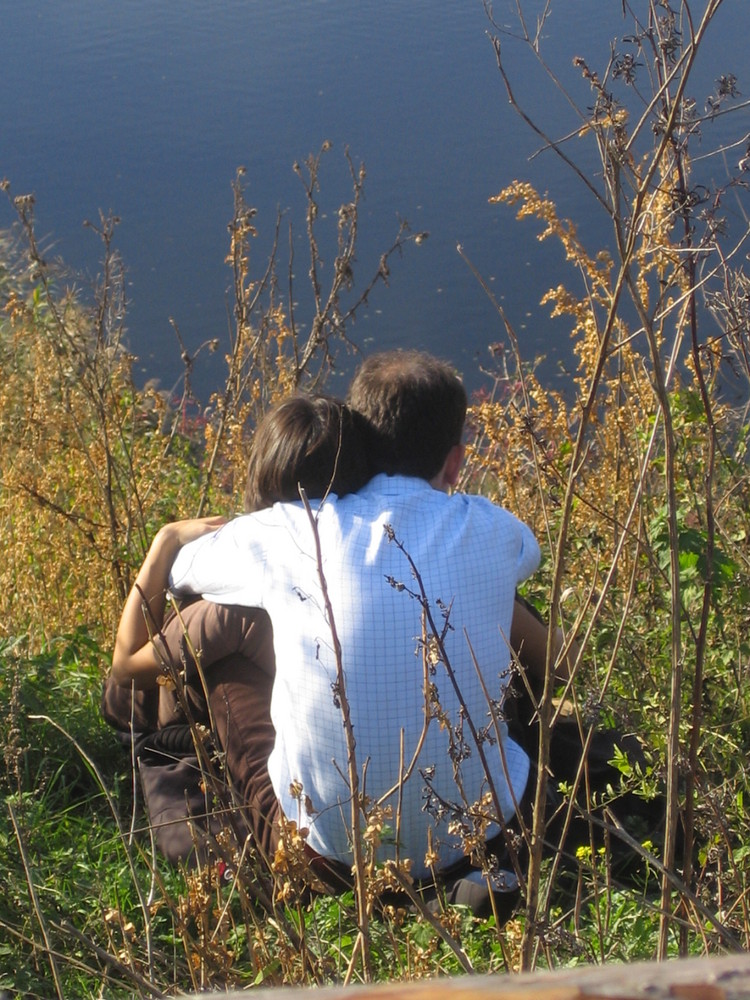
[151,515,228,553]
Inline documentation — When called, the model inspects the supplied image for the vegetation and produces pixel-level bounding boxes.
[2,0,749,993]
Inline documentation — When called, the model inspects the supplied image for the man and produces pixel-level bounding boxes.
[166,351,540,879]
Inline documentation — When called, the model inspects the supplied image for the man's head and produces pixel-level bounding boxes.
[348,350,467,484]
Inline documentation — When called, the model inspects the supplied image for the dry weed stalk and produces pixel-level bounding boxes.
[4,3,750,989]
[474,0,750,966]
[196,146,423,517]
[0,147,421,646]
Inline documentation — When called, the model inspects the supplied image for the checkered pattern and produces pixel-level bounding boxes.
[171,474,540,876]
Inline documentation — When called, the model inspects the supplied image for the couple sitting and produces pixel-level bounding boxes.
[107,349,644,916]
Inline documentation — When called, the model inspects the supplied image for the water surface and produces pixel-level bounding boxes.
[3,1,748,399]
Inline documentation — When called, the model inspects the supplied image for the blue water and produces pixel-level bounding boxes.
[3,1,749,400]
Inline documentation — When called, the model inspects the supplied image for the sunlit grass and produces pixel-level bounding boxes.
[3,0,750,990]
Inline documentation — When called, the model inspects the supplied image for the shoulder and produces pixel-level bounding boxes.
[451,490,523,519]
[447,490,515,521]
[189,508,297,551]
[450,491,540,546]
[161,598,268,666]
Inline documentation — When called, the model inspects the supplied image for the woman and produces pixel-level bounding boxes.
[106,394,370,869]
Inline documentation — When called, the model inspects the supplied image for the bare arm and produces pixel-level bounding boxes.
[511,599,577,687]
[111,516,226,688]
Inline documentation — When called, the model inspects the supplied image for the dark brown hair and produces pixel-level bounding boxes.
[347,350,467,480]
[243,394,370,512]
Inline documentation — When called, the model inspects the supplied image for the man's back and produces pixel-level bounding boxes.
[171,473,539,875]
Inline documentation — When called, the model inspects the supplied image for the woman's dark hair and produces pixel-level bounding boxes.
[243,394,371,513]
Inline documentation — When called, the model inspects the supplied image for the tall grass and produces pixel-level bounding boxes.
[2,1,750,993]
[478,0,750,964]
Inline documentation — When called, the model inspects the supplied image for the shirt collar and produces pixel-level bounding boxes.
[360,473,433,498]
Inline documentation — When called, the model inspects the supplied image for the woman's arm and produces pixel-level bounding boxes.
[111,517,226,688]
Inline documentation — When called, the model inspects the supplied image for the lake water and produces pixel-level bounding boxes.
[3,1,749,401]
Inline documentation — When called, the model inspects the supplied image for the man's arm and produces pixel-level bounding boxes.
[111,517,226,688]
[511,598,577,688]
[515,520,542,584]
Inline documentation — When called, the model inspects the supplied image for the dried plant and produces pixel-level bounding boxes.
[469,0,750,966]
[3,1,750,991]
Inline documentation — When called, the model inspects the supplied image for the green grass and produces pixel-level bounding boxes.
[3,0,750,987]
[0,633,676,994]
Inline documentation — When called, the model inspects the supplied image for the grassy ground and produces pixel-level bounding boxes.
[2,2,750,993]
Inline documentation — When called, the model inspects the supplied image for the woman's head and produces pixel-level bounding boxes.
[244,394,370,513]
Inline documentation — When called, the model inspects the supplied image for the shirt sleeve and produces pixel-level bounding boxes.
[168,517,265,606]
[516,518,542,584]
[169,529,225,596]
